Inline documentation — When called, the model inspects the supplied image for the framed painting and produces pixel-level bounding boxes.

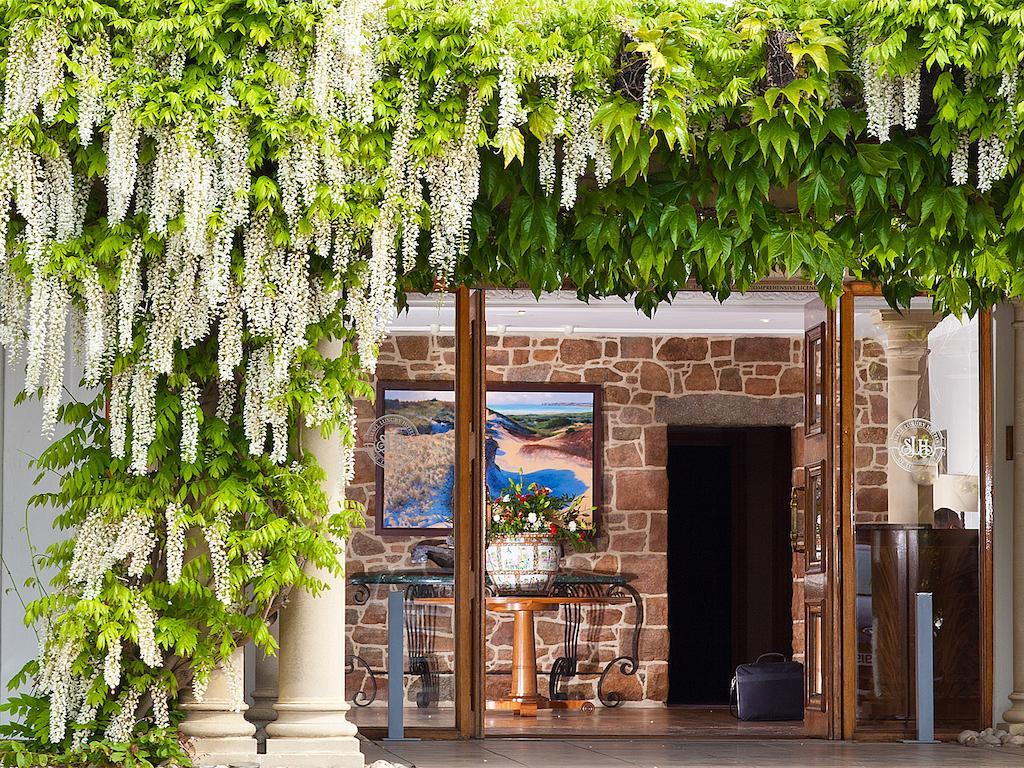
[374,382,457,534]
[485,383,602,530]
[374,381,602,534]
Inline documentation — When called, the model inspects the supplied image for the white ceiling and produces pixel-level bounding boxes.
[390,290,818,336]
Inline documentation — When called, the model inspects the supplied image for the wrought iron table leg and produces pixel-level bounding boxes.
[597,583,643,708]
[549,598,583,700]
[346,655,378,706]
[406,584,441,708]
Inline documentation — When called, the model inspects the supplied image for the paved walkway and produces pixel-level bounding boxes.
[361,738,1024,767]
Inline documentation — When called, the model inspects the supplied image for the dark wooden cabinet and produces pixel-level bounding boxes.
[855,525,980,729]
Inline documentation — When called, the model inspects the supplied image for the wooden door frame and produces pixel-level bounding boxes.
[454,287,486,739]
[838,283,994,738]
[800,298,838,737]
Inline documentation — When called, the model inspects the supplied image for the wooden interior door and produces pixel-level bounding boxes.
[801,298,841,737]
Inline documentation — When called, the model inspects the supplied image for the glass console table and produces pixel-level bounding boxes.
[347,570,642,709]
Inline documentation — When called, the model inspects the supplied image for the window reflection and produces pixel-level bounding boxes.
[805,462,825,571]
[806,604,824,701]
[805,324,824,435]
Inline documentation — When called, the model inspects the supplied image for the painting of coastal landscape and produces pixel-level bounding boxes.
[375,383,601,532]
[377,387,457,531]
[484,389,598,524]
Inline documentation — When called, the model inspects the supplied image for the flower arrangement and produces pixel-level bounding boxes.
[487,477,594,550]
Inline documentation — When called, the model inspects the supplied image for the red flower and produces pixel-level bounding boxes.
[549,522,557,535]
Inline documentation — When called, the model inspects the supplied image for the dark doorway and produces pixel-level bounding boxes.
[666,427,793,706]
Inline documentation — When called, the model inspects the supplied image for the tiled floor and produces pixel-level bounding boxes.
[360,738,1024,767]
[350,707,808,738]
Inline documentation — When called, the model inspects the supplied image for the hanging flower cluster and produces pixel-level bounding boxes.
[952,131,971,186]
[37,507,163,744]
[537,59,574,195]
[560,96,613,209]
[857,48,1017,192]
[204,515,233,606]
[3,19,65,125]
[68,509,155,600]
[857,49,920,142]
[308,0,384,125]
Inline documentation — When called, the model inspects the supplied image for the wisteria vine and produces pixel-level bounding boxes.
[0,0,1021,761]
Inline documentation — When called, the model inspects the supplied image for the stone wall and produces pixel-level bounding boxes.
[345,333,804,707]
[853,339,891,523]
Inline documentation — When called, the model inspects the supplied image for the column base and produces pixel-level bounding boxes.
[186,736,259,767]
[265,702,358,740]
[263,737,364,768]
[246,699,278,744]
[1001,693,1024,733]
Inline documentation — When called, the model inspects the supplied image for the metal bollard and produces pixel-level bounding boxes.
[385,589,418,741]
[903,592,939,744]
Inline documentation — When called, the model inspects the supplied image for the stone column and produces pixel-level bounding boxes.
[1002,302,1024,733]
[246,622,279,743]
[178,647,258,765]
[264,340,363,768]
[874,309,941,524]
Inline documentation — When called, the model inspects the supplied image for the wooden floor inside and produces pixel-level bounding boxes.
[349,705,809,739]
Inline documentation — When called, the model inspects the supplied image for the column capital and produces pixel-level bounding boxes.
[872,308,942,351]
[1011,299,1024,326]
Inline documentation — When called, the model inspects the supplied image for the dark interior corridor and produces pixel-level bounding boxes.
[665,427,794,706]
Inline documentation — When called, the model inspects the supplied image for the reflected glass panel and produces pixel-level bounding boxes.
[346,294,457,731]
[852,297,981,731]
[807,605,824,700]
[805,463,825,571]
[805,325,824,434]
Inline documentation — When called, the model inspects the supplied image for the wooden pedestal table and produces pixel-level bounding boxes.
[412,594,630,717]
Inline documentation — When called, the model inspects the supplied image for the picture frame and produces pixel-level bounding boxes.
[373,380,603,535]
[804,322,825,438]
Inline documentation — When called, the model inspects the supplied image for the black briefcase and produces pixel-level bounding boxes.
[729,653,804,721]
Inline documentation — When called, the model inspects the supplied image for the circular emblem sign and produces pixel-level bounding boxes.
[888,418,945,473]
[365,414,418,468]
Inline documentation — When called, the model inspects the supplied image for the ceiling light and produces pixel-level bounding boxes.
[760,318,771,323]
[517,309,527,316]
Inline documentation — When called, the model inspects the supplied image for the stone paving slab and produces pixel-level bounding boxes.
[362,738,1024,768]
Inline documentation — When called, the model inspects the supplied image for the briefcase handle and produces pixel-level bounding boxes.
[754,652,787,664]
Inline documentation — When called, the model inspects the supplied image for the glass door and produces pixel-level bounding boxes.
[343,289,482,737]
[844,291,992,737]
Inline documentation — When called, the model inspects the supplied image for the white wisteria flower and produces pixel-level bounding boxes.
[165,502,186,585]
[134,595,162,668]
[180,380,201,463]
